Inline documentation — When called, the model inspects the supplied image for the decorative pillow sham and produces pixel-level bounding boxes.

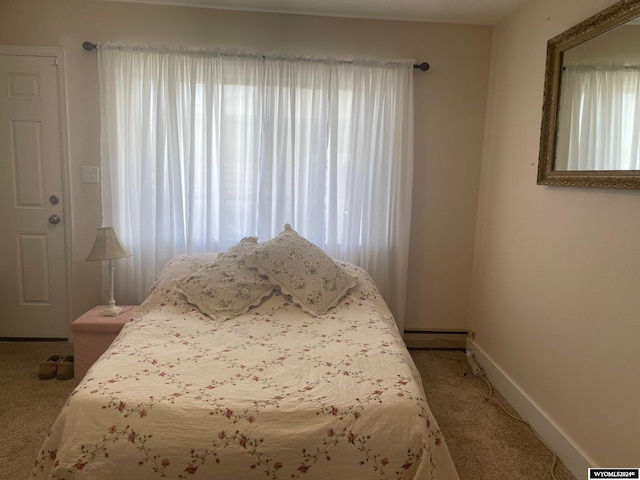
[136,252,220,317]
[175,237,275,321]
[148,252,220,293]
[241,224,357,316]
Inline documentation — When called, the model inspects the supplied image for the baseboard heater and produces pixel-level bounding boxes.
[403,329,468,350]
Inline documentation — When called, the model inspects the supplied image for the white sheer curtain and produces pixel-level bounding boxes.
[98,45,414,329]
[556,63,640,170]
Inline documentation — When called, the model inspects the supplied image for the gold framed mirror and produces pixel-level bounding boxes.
[537,0,640,189]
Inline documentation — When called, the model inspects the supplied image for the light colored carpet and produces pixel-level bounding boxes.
[1,342,575,480]
[0,341,76,480]
[412,349,576,480]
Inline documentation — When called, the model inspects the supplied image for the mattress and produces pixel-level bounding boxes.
[31,258,459,480]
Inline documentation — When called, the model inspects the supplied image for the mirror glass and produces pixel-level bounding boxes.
[538,0,640,189]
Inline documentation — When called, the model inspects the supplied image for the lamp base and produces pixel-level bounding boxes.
[100,305,124,317]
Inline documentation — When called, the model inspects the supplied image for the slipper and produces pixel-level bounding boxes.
[56,355,75,380]
[38,354,63,380]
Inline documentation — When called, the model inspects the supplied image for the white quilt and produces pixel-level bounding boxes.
[31,262,459,480]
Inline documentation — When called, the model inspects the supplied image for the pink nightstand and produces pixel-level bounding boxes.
[71,306,137,380]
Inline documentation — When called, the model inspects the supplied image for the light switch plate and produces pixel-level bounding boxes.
[81,166,99,184]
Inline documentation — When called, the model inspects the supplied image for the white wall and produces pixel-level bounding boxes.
[0,0,491,329]
[472,0,640,469]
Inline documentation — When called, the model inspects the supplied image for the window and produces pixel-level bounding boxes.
[98,46,414,327]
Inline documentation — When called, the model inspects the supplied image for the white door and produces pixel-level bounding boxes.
[0,51,70,338]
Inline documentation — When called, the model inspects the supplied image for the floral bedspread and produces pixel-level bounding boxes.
[31,263,459,480]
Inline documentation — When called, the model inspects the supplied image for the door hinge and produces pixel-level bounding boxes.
[50,57,59,66]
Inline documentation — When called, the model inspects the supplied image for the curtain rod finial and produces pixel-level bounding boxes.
[83,41,97,52]
[413,62,430,72]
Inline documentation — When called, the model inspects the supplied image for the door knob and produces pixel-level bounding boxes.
[48,215,61,225]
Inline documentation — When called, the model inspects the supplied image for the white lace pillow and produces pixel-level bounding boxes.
[136,252,220,316]
[241,224,357,316]
[175,237,275,321]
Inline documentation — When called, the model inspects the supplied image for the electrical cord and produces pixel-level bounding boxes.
[464,355,559,480]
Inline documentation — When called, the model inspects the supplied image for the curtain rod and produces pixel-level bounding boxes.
[82,41,429,71]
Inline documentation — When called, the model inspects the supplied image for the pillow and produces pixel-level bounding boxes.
[241,224,357,316]
[175,237,275,321]
[136,252,220,316]
[147,252,220,295]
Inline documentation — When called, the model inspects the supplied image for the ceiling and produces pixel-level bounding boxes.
[103,0,531,25]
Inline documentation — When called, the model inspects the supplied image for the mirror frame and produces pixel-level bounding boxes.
[537,0,640,190]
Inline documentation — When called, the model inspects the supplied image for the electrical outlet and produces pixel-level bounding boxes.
[81,166,99,184]
[465,351,482,376]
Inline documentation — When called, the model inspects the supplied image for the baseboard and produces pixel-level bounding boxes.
[0,337,68,342]
[404,329,467,349]
[466,339,596,479]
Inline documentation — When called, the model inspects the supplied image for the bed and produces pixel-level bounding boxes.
[31,226,460,480]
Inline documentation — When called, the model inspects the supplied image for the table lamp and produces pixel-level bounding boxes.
[86,226,132,316]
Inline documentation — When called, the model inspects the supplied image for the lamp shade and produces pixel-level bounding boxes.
[86,227,132,261]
